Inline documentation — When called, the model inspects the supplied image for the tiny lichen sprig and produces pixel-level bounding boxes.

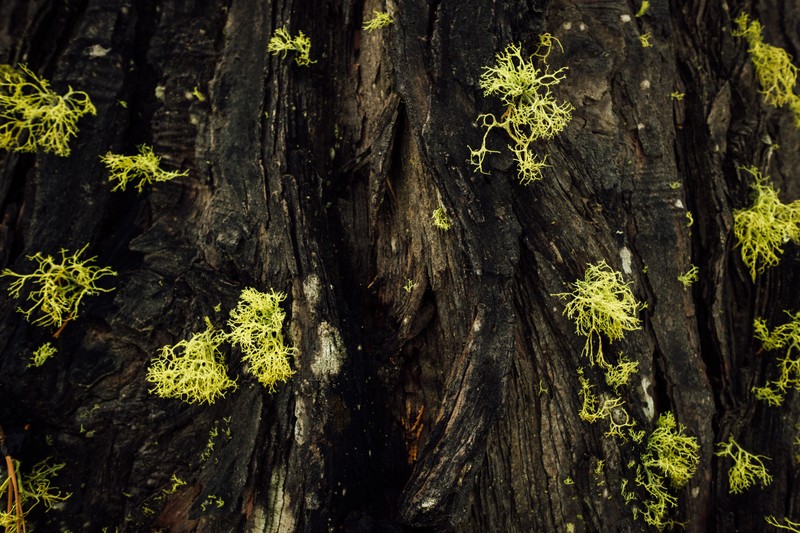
[147,317,237,404]
[268,26,316,67]
[733,166,800,281]
[554,260,644,367]
[766,516,800,532]
[101,145,188,192]
[30,342,57,367]
[0,64,96,156]
[577,369,636,438]
[605,354,640,390]
[1,244,116,331]
[432,206,452,230]
[469,34,573,185]
[227,288,296,392]
[732,13,800,125]
[363,10,393,32]
[715,436,773,493]
[677,265,699,288]
[752,310,800,406]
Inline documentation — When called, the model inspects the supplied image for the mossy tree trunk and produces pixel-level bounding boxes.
[1,0,799,531]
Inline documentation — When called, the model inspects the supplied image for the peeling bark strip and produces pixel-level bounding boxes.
[0,1,800,532]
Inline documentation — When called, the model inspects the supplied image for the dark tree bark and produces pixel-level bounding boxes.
[1,0,800,531]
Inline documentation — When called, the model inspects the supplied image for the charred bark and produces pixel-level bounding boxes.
[1,0,799,532]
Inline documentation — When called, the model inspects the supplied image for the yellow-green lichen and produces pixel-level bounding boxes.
[1,244,116,330]
[715,436,772,493]
[101,145,188,192]
[227,288,296,392]
[766,516,800,532]
[555,261,644,367]
[0,458,71,532]
[636,412,700,528]
[677,265,699,288]
[752,310,800,406]
[30,342,57,367]
[0,64,95,156]
[469,34,573,185]
[733,166,800,281]
[363,10,393,32]
[732,13,800,126]
[146,317,237,404]
[432,206,452,230]
[604,355,640,390]
[268,27,315,67]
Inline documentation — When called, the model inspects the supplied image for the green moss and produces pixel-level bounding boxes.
[469,34,573,185]
[752,310,800,406]
[732,13,800,126]
[101,145,188,192]
[554,261,644,366]
[0,64,95,156]
[1,244,116,330]
[268,27,315,66]
[146,317,237,404]
[733,167,800,281]
[227,288,296,392]
[363,10,393,32]
[715,436,772,493]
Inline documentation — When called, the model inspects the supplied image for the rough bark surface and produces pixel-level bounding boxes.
[1,0,799,531]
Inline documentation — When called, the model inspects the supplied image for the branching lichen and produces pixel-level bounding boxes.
[715,436,773,493]
[752,310,800,406]
[677,265,699,288]
[147,317,237,404]
[605,354,640,390]
[268,27,315,66]
[101,145,188,192]
[554,261,644,366]
[0,458,71,532]
[227,288,296,392]
[30,342,57,367]
[469,34,573,185]
[0,64,95,156]
[363,10,393,32]
[766,516,800,532]
[733,167,800,281]
[578,369,635,438]
[432,206,452,230]
[732,13,800,126]
[1,244,116,330]
[636,412,700,528]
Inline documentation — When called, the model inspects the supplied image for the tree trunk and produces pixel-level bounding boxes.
[1,0,799,531]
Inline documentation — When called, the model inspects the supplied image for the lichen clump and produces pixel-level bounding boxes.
[228,288,296,392]
[431,206,452,230]
[268,26,315,67]
[30,342,57,367]
[101,144,188,192]
[0,64,95,156]
[732,13,800,126]
[363,10,393,32]
[554,260,644,366]
[715,436,773,493]
[1,244,116,329]
[469,34,573,185]
[147,317,237,405]
[636,412,700,528]
[752,310,800,406]
[732,166,800,281]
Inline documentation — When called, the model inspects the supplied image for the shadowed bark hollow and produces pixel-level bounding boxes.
[1,0,800,531]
